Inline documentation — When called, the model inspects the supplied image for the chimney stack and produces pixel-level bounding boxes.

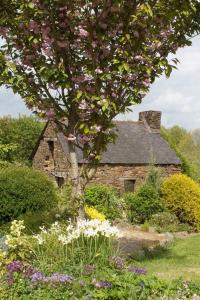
[139,111,162,132]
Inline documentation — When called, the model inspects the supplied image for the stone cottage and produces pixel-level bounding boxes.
[31,111,181,192]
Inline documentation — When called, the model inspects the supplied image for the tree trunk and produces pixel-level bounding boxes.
[68,140,85,219]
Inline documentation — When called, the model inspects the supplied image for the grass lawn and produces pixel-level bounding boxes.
[138,235,200,283]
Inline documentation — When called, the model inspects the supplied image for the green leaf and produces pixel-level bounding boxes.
[79,123,85,129]
[77,90,83,99]
[84,128,89,134]
[123,63,129,72]
[140,3,153,17]
[28,2,34,9]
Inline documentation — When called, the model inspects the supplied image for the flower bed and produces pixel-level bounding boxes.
[0,220,200,299]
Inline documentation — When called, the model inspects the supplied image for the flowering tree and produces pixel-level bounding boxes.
[0,0,200,213]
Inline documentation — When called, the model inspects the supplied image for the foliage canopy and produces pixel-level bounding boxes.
[0,0,200,163]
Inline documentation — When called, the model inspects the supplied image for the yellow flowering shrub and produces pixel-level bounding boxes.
[85,206,106,221]
[161,174,200,231]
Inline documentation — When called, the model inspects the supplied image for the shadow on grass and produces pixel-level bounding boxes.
[136,243,187,263]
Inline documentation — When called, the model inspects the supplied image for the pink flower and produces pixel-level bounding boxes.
[92,41,97,48]
[78,26,89,38]
[28,21,40,34]
[95,68,103,74]
[142,79,150,87]
[45,110,55,120]
[79,100,88,110]
[135,55,144,61]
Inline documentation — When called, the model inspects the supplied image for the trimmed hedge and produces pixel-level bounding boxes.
[0,165,58,224]
[161,174,200,231]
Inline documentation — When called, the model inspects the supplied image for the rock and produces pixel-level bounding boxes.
[116,222,170,258]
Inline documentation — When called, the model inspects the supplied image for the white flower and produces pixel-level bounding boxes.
[34,234,45,245]
[84,228,97,237]
[39,226,47,234]
[58,234,69,245]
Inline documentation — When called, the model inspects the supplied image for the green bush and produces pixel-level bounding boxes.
[84,185,121,220]
[123,184,164,224]
[0,165,58,224]
[161,174,200,231]
[0,116,44,163]
[149,212,193,233]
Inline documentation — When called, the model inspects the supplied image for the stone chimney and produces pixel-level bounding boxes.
[139,111,162,132]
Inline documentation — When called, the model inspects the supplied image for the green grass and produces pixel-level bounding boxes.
[138,235,200,283]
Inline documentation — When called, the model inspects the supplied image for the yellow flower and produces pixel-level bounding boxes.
[85,206,106,221]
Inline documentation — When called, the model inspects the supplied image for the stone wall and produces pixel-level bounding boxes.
[89,164,181,193]
[32,122,69,181]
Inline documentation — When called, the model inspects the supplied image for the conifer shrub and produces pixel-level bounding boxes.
[0,165,58,224]
[161,174,200,231]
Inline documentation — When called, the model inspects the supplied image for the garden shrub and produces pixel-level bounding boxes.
[149,212,193,233]
[84,185,121,220]
[0,165,58,224]
[123,184,164,224]
[161,174,200,231]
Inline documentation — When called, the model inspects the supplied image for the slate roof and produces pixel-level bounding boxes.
[57,121,181,165]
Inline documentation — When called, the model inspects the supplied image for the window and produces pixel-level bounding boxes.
[48,141,54,157]
[55,176,65,188]
[124,179,136,192]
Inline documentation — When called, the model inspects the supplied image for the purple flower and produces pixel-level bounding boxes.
[111,256,125,270]
[44,273,73,284]
[83,264,96,275]
[94,280,112,289]
[7,261,24,274]
[30,271,45,282]
[128,267,147,275]
[24,266,37,279]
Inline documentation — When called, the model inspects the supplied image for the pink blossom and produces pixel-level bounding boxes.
[93,125,102,133]
[42,46,53,56]
[142,79,150,87]
[45,110,55,120]
[78,26,89,38]
[73,74,93,83]
[95,68,103,74]
[59,6,68,11]
[79,100,88,110]
[135,55,144,61]
[92,41,97,48]
[28,21,40,34]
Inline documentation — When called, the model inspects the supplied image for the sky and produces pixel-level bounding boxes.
[0,36,200,130]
